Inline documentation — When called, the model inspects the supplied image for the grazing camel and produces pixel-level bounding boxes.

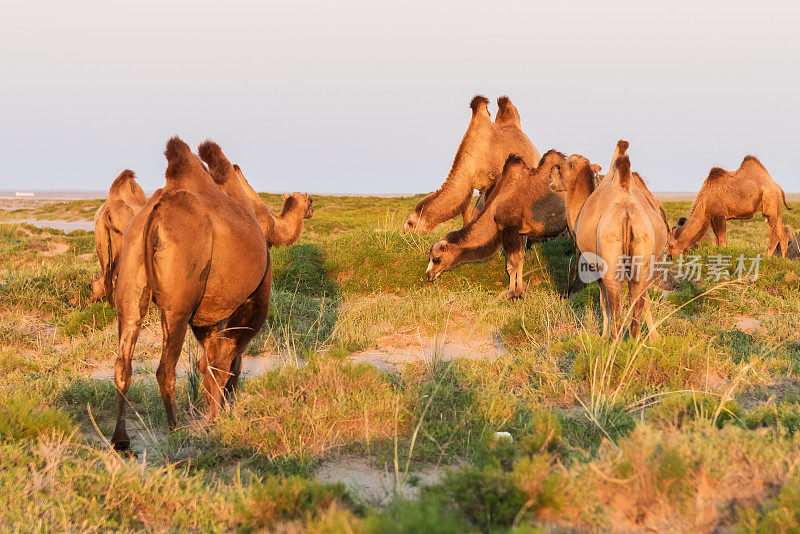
[111,138,310,450]
[426,150,567,299]
[574,141,668,339]
[403,95,541,233]
[90,170,147,304]
[667,156,792,257]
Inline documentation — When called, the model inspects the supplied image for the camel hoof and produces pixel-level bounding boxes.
[111,437,130,451]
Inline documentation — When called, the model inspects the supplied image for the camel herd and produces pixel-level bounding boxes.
[91,97,796,448]
[404,95,795,337]
[91,138,312,450]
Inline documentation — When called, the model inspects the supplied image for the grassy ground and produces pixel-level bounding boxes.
[1,195,799,532]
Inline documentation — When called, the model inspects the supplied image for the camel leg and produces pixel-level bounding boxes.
[111,310,146,450]
[603,278,623,338]
[566,244,579,297]
[222,259,272,402]
[597,280,610,337]
[202,332,237,420]
[502,227,525,299]
[711,216,727,247]
[765,215,788,257]
[628,278,655,340]
[155,310,190,430]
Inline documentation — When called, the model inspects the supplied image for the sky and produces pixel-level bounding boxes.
[1,0,798,194]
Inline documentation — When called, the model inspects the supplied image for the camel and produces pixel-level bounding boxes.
[231,164,314,247]
[573,141,668,339]
[667,156,792,257]
[426,150,567,299]
[90,170,147,304]
[403,95,541,233]
[110,138,311,450]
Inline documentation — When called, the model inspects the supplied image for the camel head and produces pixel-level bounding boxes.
[403,210,429,234]
[665,217,689,256]
[549,155,592,193]
[282,192,314,219]
[426,240,457,281]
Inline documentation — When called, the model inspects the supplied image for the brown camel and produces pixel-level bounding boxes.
[548,154,598,294]
[667,156,792,257]
[403,95,541,233]
[111,138,305,450]
[574,141,668,339]
[426,150,567,299]
[90,170,147,304]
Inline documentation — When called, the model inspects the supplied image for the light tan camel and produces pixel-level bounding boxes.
[667,156,792,257]
[403,95,541,233]
[111,138,313,450]
[426,150,567,298]
[574,141,668,339]
[90,170,147,304]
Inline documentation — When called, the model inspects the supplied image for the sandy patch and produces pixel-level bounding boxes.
[350,331,506,373]
[88,353,284,381]
[315,457,443,505]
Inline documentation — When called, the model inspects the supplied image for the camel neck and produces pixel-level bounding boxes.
[270,210,304,247]
[677,200,710,251]
[420,168,475,228]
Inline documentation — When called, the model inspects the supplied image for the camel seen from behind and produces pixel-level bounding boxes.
[90,170,147,304]
[573,141,668,339]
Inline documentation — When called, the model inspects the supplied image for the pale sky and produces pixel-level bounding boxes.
[1,0,798,194]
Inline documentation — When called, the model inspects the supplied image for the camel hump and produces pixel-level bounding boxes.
[109,169,136,194]
[495,96,521,127]
[616,140,629,156]
[502,153,527,174]
[470,95,490,116]
[615,154,633,191]
[164,136,194,179]
[198,140,231,174]
[742,155,765,169]
[707,167,727,181]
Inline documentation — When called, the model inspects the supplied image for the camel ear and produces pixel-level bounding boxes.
[590,164,601,174]
[439,242,448,252]
[283,193,289,200]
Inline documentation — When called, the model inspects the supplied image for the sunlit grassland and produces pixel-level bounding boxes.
[0,196,799,532]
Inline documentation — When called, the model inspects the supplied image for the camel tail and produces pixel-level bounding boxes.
[782,187,793,210]
[622,212,634,260]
